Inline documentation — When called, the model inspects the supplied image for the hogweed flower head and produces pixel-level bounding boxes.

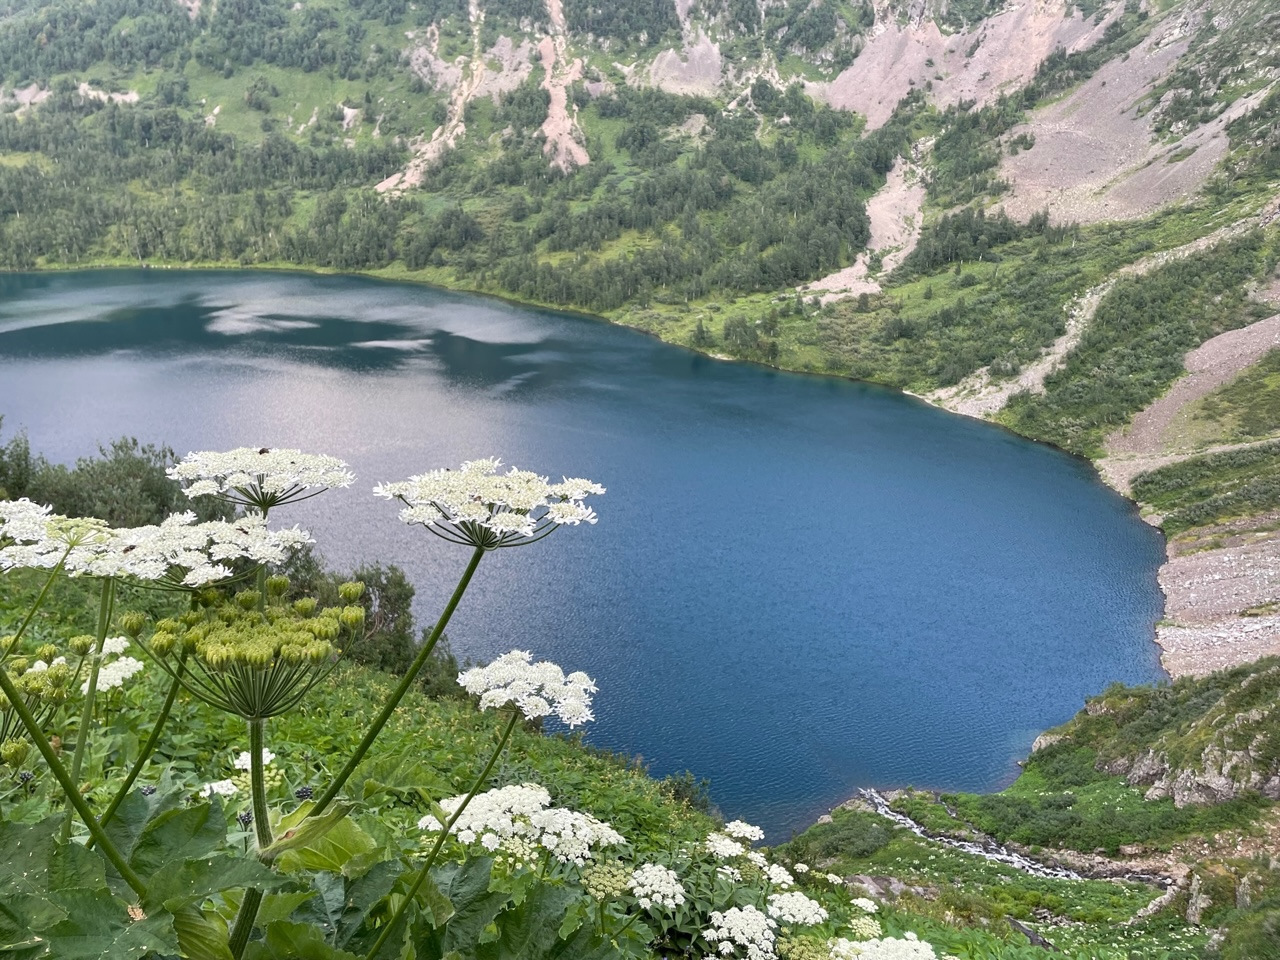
[829,934,938,960]
[373,458,603,550]
[629,864,686,911]
[0,502,115,573]
[724,820,765,842]
[419,782,624,865]
[458,650,596,726]
[168,447,354,513]
[850,898,878,914]
[767,892,828,926]
[582,861,631,900]
[705,832,747,859]
[703,905,778,960]
[842,916,882,942]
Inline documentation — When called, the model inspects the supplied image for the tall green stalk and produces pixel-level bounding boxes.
[227,717,275,959]
[63,577,114,841]
[363,709,519,960]
[0,662,145,898]
[0,550,70,661]
[94,653,187,836]
[311,545,486,817]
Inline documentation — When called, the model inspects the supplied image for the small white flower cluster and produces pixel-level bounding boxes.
[766,892,828,926]
[374,458,602,548]
[829,934,937,960]
[457,650,596,727]
[101,636,130,657]
[747,851,768,869]
[703,905,777,960]
[718,865,743,882]
[28,656,67,672]
[419,783,624,865]
[825,873,844,885]
[0,504,311,587]
[793,862,811,874]
[0,498,53,544]
[628,864,686,911]
[200,779,239,798]
[765,863,795,889]
[86,656,144,694]
[705,833,746,859]
[529,807,626,866]
[233,749,276,771]
[844,915,882,941]
[724,820,765,842]
[851,897,879,914]
[169,448,355,502]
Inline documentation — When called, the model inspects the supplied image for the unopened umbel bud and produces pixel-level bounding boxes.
[266,575,290,598]
[293,597,318,616]
[120,612,147,638]
[339,606,365,631]
[36,644,58,663]
[69,635,94,657]
[1,741,30,767]
[338,581,365,603]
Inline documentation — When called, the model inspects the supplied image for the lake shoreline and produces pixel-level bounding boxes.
[20,258,1210,684]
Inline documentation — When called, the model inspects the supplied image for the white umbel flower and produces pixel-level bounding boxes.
[0,505,115,572]
[628,864,686,910]
[529,807,625,865]
[418,783,551,848]
[705,832,746,859]
[200,779,239,798]
[84,656,144,694]
[724,820,765,842]
[0,499,54,544]
[843,916,882,941]
[373,458,603,549]
[851,897,878,914]
[829,934,938,959]
[765,863,795,889]
[419,782,623,864]
[457,650,596,726]
[233,749,276,771]
[703,905,777,960]
[67,513,312,587]
[766,892,828,926]
[100,636,131,657]
[169,447,354,511]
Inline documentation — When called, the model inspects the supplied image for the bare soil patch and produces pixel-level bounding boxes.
[812,0,1112,129]
[802,154,926,301]
[647,30,724,97]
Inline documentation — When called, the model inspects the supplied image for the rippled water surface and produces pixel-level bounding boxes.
[0,270,1167,837]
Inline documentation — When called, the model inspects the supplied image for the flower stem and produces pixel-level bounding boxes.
[93,653,187,837]
[227,717,275,959]
[63,576,114,841]
[311,545,486,818]
[0,662,145,898]
[227,888,263,959]
[249,717,273,850]
[363,709,519,960]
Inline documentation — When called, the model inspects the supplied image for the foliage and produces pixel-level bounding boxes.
[1003,231,1280,456]
[1188,347,1280,444]
[1133,440,1280,533]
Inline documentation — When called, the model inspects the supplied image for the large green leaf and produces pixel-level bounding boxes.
[36,889,179,959]
[130,803,227,877]
[244,921,361,960]
[0,820,106,938]
[144,854,286,913]
[274,815,376,879]
[102,782,183,866]
[170,903,234,960]
[437,860,507,956]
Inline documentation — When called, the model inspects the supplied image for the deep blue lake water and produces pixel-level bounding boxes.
[0,270,1167,838]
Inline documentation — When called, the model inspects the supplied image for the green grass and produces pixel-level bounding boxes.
[1133,442,1280,533]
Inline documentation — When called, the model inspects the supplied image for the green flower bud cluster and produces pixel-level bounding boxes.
[1,740,30,767]
[69,635,95,657]
[141,593,363,719]
[778,937,829,960]
[338,581,365,603]
[147,601,353,672]
[10,659,73,706]
[581,861,631,901]
[232,767,284,794]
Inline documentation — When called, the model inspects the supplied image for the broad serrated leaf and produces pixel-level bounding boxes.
[144,854,286,913]
[437,859,508,955]
[243,921,361,960]
[257,890,319,926]
[130,803,226,877]
[37,889,179,959]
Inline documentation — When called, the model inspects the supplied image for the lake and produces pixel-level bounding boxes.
[0,269,1166,838]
